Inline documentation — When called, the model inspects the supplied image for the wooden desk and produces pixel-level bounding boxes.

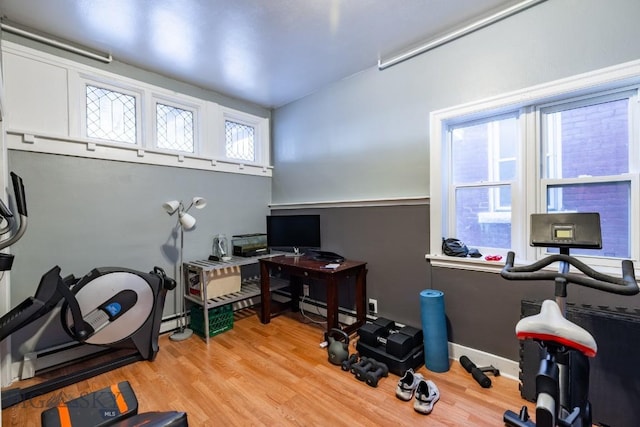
[259,255,367,337]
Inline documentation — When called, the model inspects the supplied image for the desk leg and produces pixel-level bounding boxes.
[290,276,301,313]
[326,276,339,334]
[259,262,271,324]
[354,266,367,329]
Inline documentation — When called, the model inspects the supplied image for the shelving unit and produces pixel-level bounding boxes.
[183,254,287,342]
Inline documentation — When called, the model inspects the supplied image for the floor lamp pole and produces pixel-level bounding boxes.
[170,224,193,341]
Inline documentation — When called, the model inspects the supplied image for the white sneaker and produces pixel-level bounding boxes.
[413,379,440,415]
[395,368,424,401]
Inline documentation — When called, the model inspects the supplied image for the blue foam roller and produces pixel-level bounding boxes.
[420,289,449,372]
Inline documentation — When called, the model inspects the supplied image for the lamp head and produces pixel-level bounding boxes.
[192,197,207,209]
[163,200,180,215]
[179,212,196,230]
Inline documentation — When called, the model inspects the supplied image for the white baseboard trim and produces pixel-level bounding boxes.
[448,342,520,380]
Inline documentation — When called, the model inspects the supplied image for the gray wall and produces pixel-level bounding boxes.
[273,205,430,328]
[271,0,640,360]
[8,151,271,315]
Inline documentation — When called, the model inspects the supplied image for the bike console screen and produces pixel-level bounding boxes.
[530,212,602,249]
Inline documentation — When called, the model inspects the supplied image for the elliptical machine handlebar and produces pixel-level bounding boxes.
[0,172,28,252]
[501,251,639,296]
[10,171,27,217]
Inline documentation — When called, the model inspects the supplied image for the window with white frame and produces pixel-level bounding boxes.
[431,65,640,270]
[85,84,138,144]
[155,102,195,153]
[220,107,268,165]
[225,119,255,162]
[450,114,518,250]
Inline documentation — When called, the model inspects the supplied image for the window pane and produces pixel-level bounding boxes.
[225,120,255,161]
[452,116,518,184]
[455,186,511,249]
[86,85,136,143]
[547,181,630,258]
[543,98,628,179]
[156,103,194,153]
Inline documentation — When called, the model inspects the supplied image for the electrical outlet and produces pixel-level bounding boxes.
[368,298,378,314]
[303,284,310,297]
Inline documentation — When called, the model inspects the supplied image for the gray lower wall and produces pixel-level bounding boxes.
[273,204,430,328]
[275,206,640,361]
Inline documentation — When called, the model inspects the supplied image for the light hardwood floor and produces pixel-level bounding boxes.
[2,309,533,426]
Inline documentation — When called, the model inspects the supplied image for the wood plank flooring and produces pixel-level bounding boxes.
[2,309,533,426]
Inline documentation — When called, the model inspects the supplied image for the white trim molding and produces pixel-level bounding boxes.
[270,196,429,210]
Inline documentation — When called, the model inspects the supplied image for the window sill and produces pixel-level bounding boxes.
[426,253,640,285]
[425,254,506,274]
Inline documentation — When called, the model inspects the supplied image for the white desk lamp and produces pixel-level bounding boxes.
[163,196,207,341]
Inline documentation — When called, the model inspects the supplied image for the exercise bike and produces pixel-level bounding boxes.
[0,172,176,410]
[501,213,638,427]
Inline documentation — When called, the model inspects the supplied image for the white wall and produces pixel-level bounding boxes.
[272,0,640,205]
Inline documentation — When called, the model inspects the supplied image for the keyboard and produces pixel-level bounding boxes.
[309,250,345,262]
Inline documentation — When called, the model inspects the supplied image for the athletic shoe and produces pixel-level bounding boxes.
[413,379,440,415]
[395,368,424,401]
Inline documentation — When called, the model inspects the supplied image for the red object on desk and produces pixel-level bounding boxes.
[259,255,367,337]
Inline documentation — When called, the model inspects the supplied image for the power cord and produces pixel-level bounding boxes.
[300,294,327,325]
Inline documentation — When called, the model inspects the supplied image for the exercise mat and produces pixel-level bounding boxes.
[420,289,449,372]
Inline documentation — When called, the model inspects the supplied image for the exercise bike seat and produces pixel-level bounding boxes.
[515,299,597,357]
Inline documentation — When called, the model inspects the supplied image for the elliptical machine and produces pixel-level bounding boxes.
[501,212,638,427]
[0,172,176,409]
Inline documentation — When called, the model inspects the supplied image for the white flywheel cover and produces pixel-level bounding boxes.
[65,271,154,345]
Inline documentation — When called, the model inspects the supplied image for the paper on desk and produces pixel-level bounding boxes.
[322,263,341,269]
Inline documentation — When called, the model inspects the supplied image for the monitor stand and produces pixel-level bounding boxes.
[285,247,304,257]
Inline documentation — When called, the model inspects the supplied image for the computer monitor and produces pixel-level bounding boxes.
[266,214,321,254]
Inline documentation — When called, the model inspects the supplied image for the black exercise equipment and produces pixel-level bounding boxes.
[459,355,499,388]
[341,353,359,371]
[113,411,188,427]
[327,328,350,365]
[347,355,389,387]
[0,172,27,270]
[365,359,389,387]
[501,212,638,427]
[41,381,139,426]
[356,317,424,376]
[40,381,189,426]
[0,172,177,410]
[351,356,374,381]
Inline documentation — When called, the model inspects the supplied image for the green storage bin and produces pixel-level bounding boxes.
[190,304,233,338]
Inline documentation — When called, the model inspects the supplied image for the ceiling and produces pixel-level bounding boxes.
[0,0,525,109]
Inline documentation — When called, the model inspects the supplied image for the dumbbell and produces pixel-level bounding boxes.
[351,357,374,381]
[365,359,389,387]
[341,353,359,372]
[459,355,500,388]
[358,319,423,359]
[387,325,422,358]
